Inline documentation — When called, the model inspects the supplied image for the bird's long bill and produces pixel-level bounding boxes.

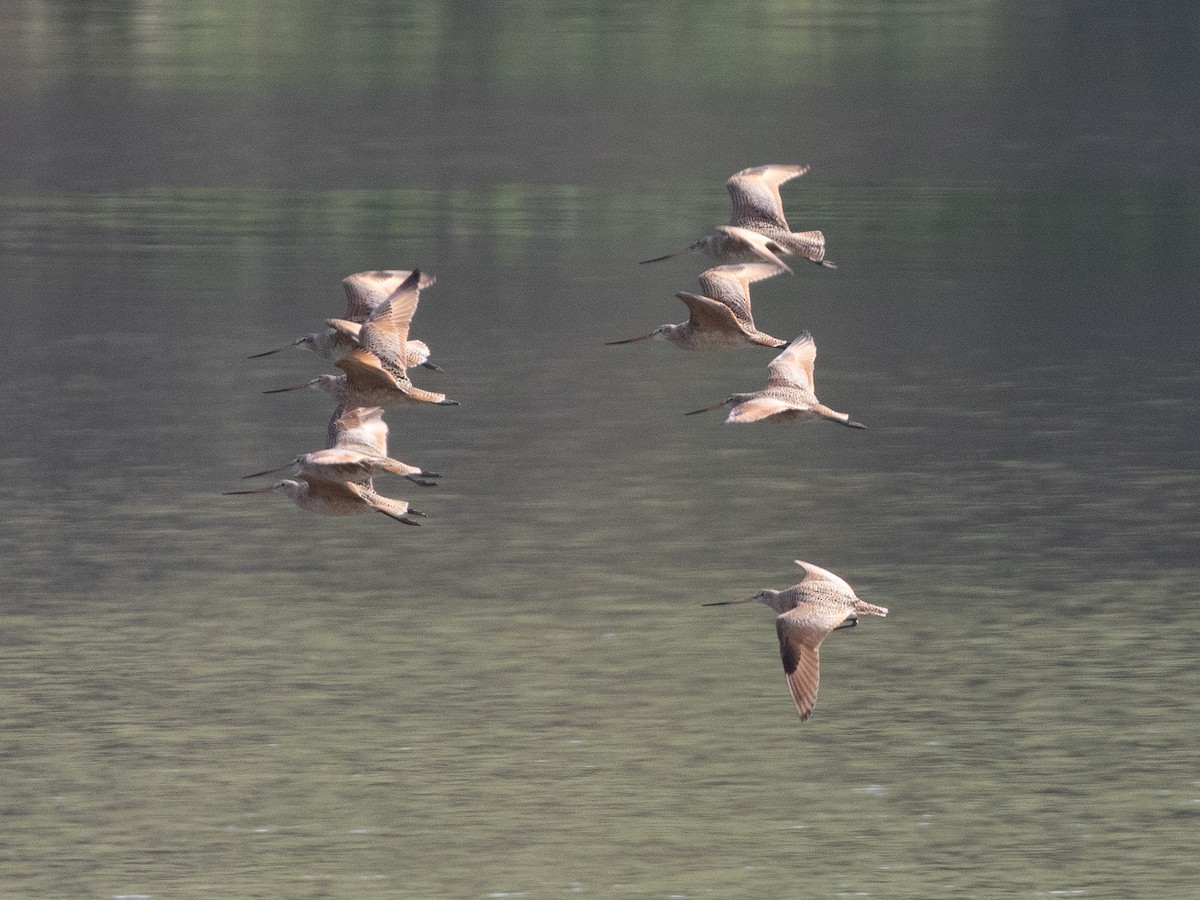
[420,361,443,371]
[247,341,299,359]
[241,462,293,479]
[638,251,683,264]
[262,383,310,394]
[701,597,757,606]
[222,486,276,495]
[684,401,727,416]
[605,333,656,345]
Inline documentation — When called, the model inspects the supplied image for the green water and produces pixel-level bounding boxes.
[3,2,1200,897]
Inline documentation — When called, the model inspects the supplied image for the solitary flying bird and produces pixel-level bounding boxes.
[704,560,888,722]
[686,331,865,427]
[641,165,835,269]
[607,261,790,351]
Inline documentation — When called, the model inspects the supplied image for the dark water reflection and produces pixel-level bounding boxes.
[3,2,1200,897]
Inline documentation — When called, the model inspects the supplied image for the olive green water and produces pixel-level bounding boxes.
[3,3,1200,898]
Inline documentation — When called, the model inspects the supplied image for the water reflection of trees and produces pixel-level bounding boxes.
[9,1,1001,93]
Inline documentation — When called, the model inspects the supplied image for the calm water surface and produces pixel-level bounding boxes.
[2,2,1199,898]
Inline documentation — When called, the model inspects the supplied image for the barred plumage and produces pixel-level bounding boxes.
[607,261,789,351]
[685,331,865,427]
[640,164,836,269]
[704,561,888,722]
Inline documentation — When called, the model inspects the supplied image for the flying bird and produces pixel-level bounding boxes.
[224,475,427,525]
[241,406,441,487]
[641,165,835,269]
[686,331,864,427]
[248,269,441,370]
[704,560,888,721]
[263,347,458,409]
[607,261,790,351]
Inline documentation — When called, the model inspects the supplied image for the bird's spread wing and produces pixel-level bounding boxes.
[342,269,437,321]
[696,262,786,325]
[326,318,362,342]
[675,292,746,335]
[299,474,364,501]
[775,611,826,722]
[298,448,377,483]
[335,347,408,390]
[766,331,816,392]
[360,270,424,375]
[727,164,810,230]
[342,480,415,522]
[715,226,793,271]
[724,396,797,423]
[794,560,857,597]
[328,405,389,454]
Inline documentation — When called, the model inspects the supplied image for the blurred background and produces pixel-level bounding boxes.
[2,2,1198,897]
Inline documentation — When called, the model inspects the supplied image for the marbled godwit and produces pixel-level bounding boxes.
[224,475,426,525]
[607,261,789,351]
[325,269,433,380]
[248,269,442,370]
[263,348,458,409]
[641,164,835,269]
[242,407,441,487]
[685,331,865,427]
[704,560,887,722]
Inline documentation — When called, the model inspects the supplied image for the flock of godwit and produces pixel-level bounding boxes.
[226,269,453,525]
[228,164,886,723]
[628,164,886,721]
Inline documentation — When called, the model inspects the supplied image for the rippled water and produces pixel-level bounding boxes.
[3,3,1199,898]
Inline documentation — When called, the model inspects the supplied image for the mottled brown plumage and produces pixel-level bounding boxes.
[607,261,789,351]
[248,268,441,370]
[705,560,888,722]
[262,347,458,409]
[223,474,427,525]
[686,331,865,427]
[326,268,434,379]
[240,406,441,487]
[641,165,835,268]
